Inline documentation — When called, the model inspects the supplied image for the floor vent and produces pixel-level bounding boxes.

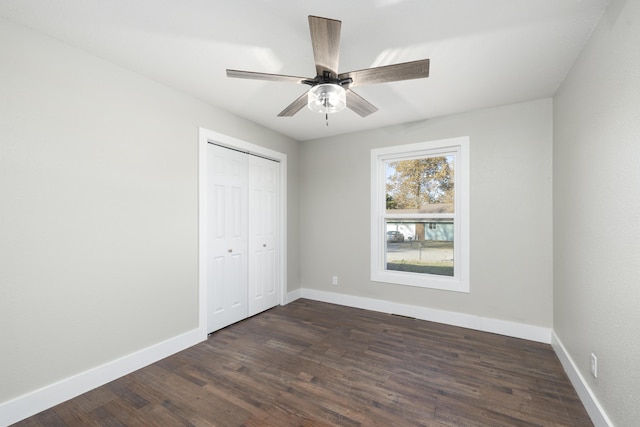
[390,313,417,320]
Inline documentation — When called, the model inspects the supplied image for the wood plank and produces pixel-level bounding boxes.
[13,299,593,426]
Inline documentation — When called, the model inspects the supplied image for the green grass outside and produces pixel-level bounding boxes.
[387,262,454,276]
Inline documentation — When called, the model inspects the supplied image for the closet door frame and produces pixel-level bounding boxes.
[198,127,287,336]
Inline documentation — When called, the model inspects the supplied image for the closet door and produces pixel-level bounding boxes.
[207,144,248,333]
[248,155,280,316]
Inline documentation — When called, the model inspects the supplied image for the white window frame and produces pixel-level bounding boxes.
[371,136,470,292]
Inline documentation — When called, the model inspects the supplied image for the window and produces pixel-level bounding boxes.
[371,137,469,292]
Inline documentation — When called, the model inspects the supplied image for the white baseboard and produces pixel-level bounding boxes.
[551,332,613,427]
[290,288,552,343]
[0,327,206,427]
[285,287,302,304]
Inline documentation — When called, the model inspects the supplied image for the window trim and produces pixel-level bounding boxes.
[370,136,470,292]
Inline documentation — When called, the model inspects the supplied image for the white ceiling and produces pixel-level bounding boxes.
[0,0,609,141]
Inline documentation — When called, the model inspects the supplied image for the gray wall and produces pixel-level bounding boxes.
[553,0,640,424]
[0,18,300,403]
[300,98,553,328]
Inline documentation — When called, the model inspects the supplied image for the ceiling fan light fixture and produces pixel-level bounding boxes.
[307,83,346,114]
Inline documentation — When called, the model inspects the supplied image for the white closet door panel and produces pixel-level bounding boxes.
[210,256,225,313]
[248,155,280,316]
[207,144,248,333]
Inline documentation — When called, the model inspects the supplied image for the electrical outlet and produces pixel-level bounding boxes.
[590,353,598,378]
[331,276,338,285]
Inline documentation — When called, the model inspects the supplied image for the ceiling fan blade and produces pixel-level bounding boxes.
[227,69,309,84]
[277,91,309,117]
[339,59,430,88]
[346,90,378,117]
[308,16,341,77]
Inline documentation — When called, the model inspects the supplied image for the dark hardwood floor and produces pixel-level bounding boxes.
[14,299,593,426]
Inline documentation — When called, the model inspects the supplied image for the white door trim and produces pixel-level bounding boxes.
[198,127,287,336]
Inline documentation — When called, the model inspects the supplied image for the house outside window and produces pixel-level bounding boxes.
[371,137,469,292]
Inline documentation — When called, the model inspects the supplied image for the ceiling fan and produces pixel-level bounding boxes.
[226,15,430,119]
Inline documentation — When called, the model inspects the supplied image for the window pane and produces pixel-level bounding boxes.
[385,220,454,277]
[385,155,455,214]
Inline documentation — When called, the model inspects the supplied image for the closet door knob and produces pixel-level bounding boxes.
[228,249,233,253]
[263,244,267,247]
